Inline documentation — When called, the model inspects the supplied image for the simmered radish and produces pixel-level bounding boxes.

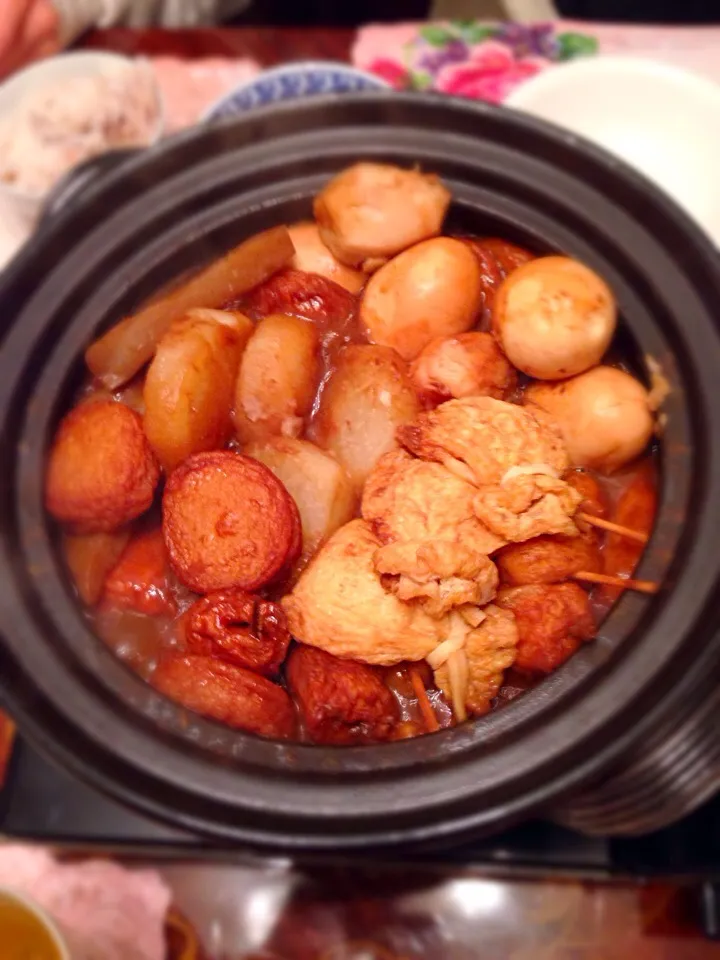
[233,313,320,443]
[144,309,252,472]
[246,437,355,555]
[312,344,419,490]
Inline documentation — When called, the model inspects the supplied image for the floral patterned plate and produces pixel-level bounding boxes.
[202,61,390,122]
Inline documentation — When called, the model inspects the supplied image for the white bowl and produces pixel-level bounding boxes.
[506,56,720,246]
[0,886,70,959]
[0,51,164,232]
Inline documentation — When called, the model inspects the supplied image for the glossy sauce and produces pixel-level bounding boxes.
[72,238,658,740]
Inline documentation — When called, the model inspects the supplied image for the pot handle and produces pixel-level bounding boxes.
[39,149,141,227]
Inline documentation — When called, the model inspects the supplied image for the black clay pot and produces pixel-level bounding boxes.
[1,93,720,852]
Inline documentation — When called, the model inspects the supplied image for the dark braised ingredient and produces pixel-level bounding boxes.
[102,528,176,617]
[602,462,657,602]
[152,654,295,738]
[497,582,594,675]
[496,533,601,586]
[245,268,357,325]
[566,469,607,519]
[162,451,301,594]
[64,529,130,605]
[286,644,399,744]
[481,237,535,276]
[185,589,290,677]
[45,400,159,533]
[409,331,517,407]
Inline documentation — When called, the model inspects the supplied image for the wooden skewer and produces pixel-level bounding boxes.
[409,666,440,733]
[574,570,659,594]
[577,512,649,545]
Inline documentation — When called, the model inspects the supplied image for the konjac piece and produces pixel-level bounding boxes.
[184,589,290,677]
[398,397,569,487]
[282,520,444,665]
[314,162,451,270]
[287,644,398,744]
[152,654,295,738]
[497,582,594,675]
[162,451,301,593]
[46,399,159,533]
[360,238,483,361]
[143,308,252,472]
[410,331,517,407]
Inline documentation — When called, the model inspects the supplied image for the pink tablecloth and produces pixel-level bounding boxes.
[352,21,720,103]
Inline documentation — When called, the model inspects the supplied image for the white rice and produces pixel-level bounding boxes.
[0,61,160,196]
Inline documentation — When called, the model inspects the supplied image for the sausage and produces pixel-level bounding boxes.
[244,268,357,326]
[162,451,301,593]
[152,654,295,738]
[185,589,290,677]
[496,533,601,586]
[46,400,159,533]
[286,644,399,745]
[602,461,657,602]
[409,331,517,407]
[497,582,595,675]
[102,528,177,617]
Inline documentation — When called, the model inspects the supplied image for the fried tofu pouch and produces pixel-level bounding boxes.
[433,605,519,717]
[398,396,569,486]
[282,519,444,665]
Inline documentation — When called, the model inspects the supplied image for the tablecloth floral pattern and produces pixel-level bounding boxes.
[353,21,720,103]
[360,21,598,102]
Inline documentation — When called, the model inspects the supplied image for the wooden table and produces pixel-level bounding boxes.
[81,27,355,65]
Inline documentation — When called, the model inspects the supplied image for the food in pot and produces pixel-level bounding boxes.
[360,237,484,360]
[409,331,517,406]
[46,399,159,533]
[525,366,655,473]
[47,163,662,744]
[493,256,616,379]
[314,162,450,270]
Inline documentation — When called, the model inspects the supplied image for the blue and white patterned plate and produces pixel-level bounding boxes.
[202,61,390,122]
